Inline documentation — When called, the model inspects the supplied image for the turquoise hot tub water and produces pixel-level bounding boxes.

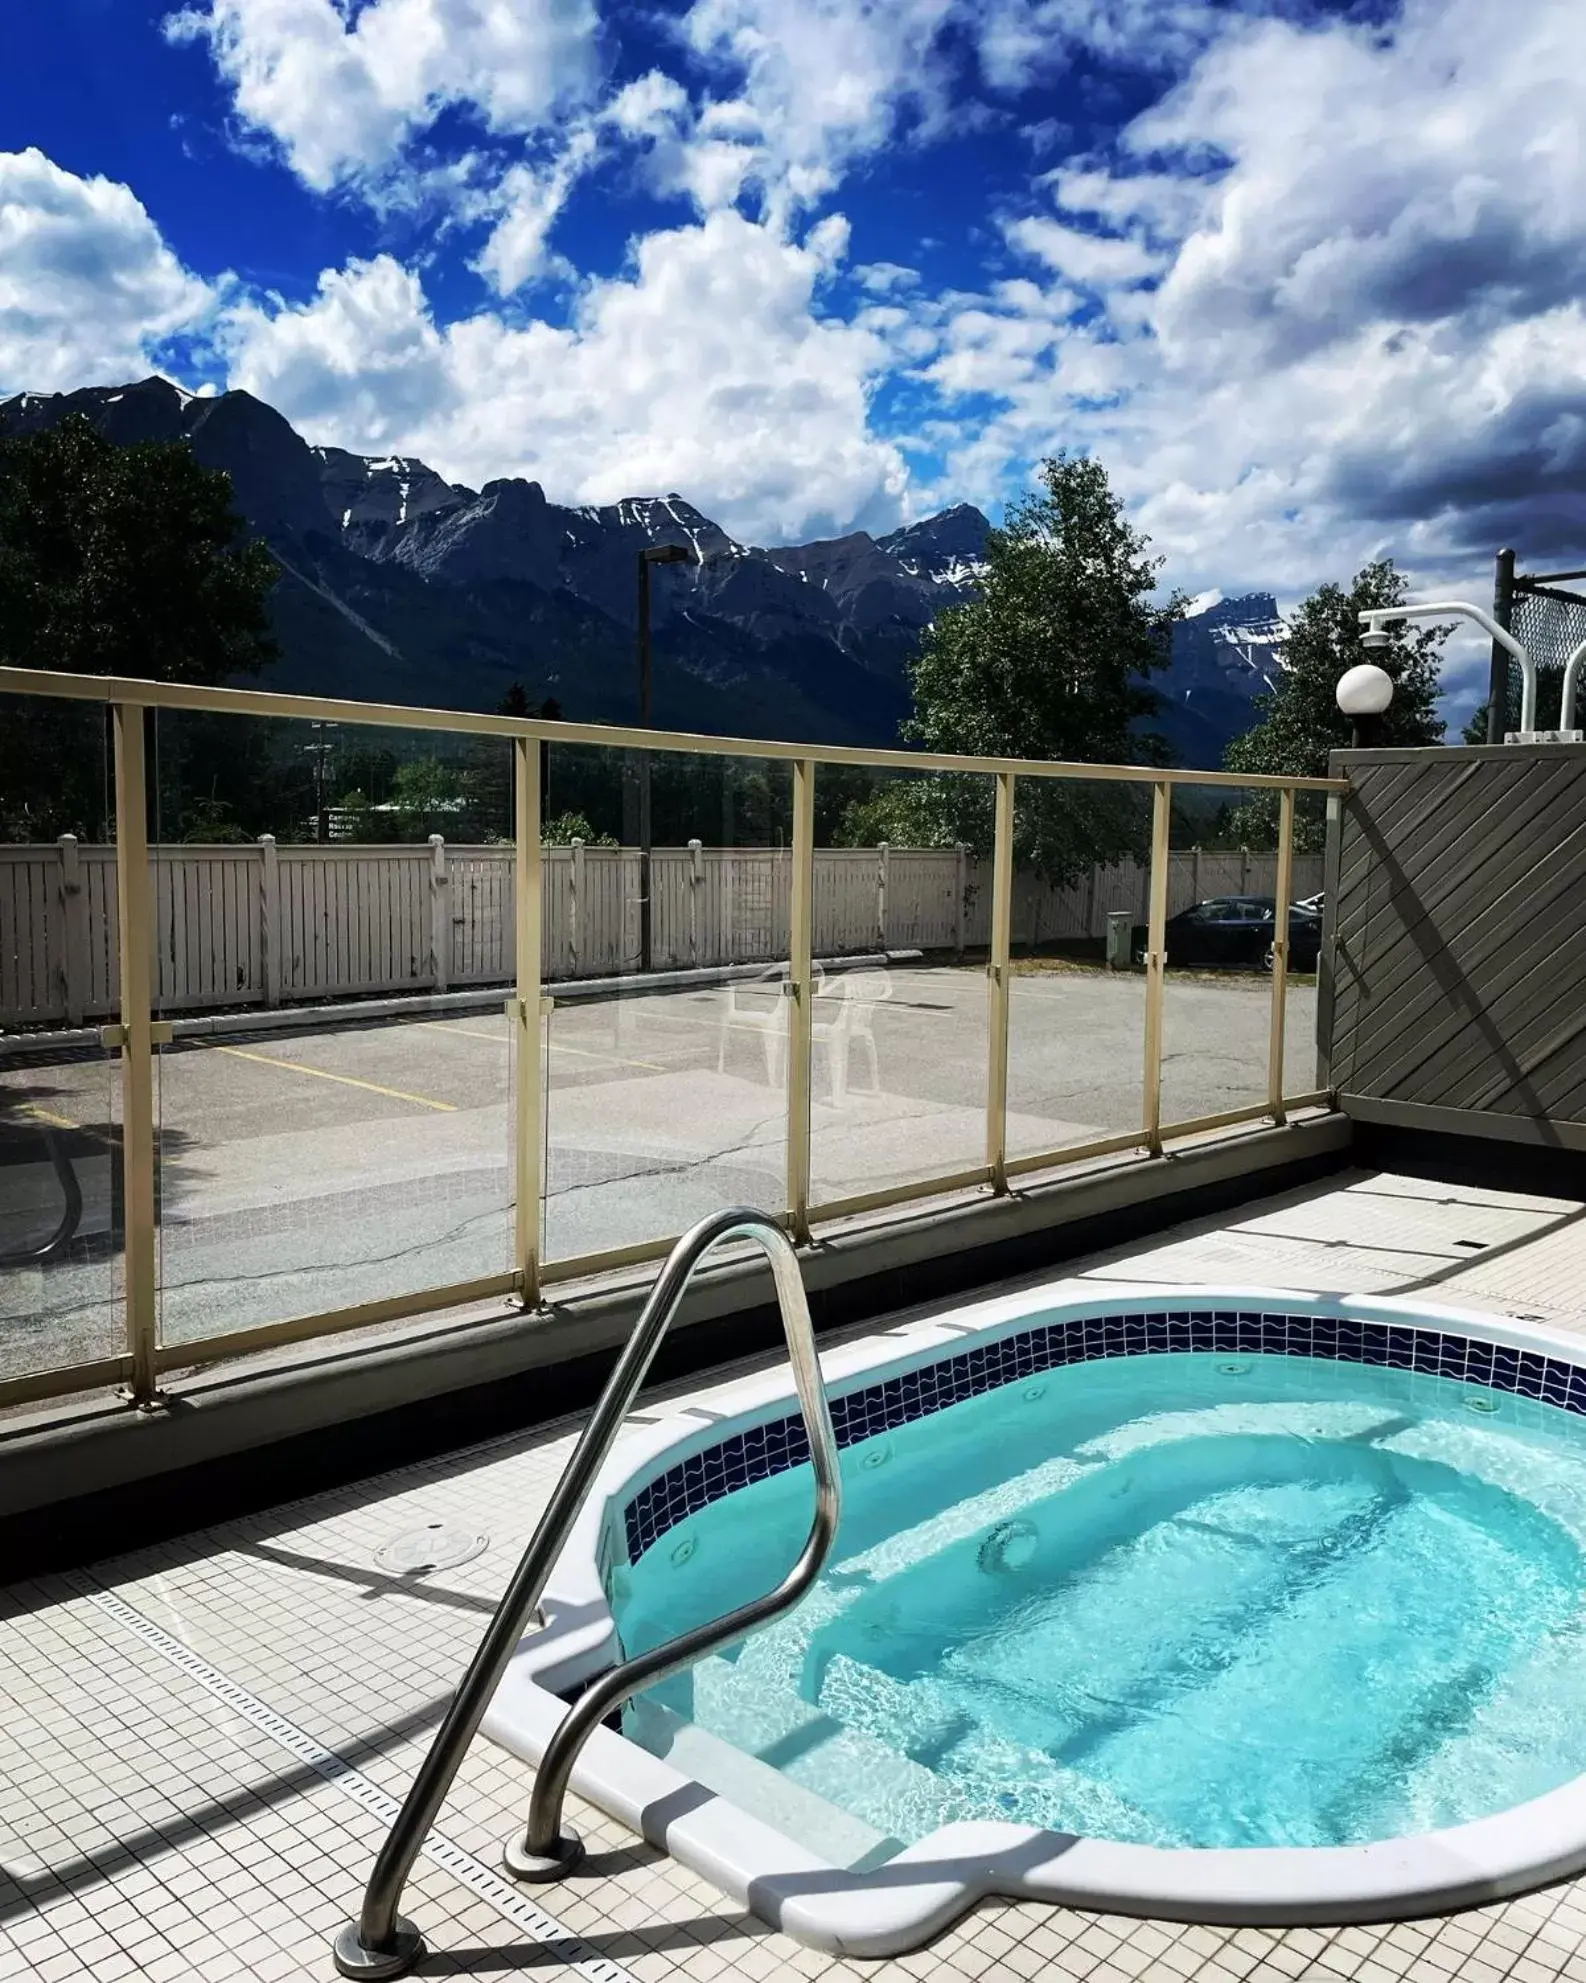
[610,1353,1586,1864]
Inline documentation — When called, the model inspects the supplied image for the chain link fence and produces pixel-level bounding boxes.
[1500,573,1586,732]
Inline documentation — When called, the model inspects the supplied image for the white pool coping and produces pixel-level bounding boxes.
[482,1280,1586,1956]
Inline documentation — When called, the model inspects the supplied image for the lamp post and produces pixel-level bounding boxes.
[1336,663,1394,749]
[636,543,697,971]
[305,721,338,842]
[1359,600,1535,736]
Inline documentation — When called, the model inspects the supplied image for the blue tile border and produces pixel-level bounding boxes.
[620,1312,1586,1566]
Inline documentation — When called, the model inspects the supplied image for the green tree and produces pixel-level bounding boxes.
[541,810,616,846]
[1462,658,1572,744]
[383,756,473,839]
[1223,560,1446,849]
[0,414,280,838]
[857,452,1182,878]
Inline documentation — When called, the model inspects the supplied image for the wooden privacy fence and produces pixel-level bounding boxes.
[1321,742,1586,1148]
[1,836,1321,1027]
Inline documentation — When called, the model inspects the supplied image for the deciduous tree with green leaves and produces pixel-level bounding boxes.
[0,413,280,838]
[1223,560,1446,850]
[846,452,1182,879]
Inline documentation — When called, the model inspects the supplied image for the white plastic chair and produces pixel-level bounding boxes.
[716,962,826,1086]
[816,969,893,1106]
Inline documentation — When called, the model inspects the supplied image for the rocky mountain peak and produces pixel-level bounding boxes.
[0,378,1276,762]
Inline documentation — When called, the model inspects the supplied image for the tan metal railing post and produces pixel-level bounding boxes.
[1142,779,1171,1155]
[785,758,816,1239]
[512,736,544,1307]
[1267,786,1296,1122]
[986,772,1015,1191]
[112,701,160,1406]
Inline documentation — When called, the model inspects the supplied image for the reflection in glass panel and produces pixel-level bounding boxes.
[1159,783,1279,1130]
[543,746,790,1264]
[148,709,516,1348]
[1004,778,1153,1162]
[0,692,123,1377]
[808,767,989,1207]
[1283,792,1329,1101]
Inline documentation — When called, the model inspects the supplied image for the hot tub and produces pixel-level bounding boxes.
[484,1285,1586,1954]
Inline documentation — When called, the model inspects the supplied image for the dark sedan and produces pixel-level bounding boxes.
[1131,895,1323,973]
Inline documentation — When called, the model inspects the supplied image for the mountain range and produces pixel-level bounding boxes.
[0,376,1280,763]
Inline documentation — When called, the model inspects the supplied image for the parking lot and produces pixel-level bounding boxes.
[0,961,1316,1375]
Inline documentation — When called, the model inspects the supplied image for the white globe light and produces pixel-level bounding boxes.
[1336,663,1394,717]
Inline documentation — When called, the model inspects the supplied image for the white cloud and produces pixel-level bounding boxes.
[972,0,1224,92]
[0,149,216,394]
[603,71,692,143]
[1002,214,1163,287]
[222,211,908,544]
[676,0,958,221]
[855,261,921,295]
[1045,162,1214,240]
[473,129,599,294]
[917,0,1586,604]
[165,0,601,191]
[218,255,457,437]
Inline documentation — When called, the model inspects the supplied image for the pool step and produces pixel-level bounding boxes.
[623,1692,897,1869]
[814,1651,1165,1841]
[682,1650,974,1842]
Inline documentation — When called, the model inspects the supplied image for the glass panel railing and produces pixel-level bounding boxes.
[1159,783,1278,1131]
[1005,778,1153,1163]
[0,691,123,1380]
[1284,792,1329,1101]
[542,744,792,1266]
[148,709,516,1351]
[808,768,990,1208]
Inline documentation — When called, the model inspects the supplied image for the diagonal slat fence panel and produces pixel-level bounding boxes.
[1324,743,1586,1144]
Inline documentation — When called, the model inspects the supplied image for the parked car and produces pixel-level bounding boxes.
[1130,895,1323,973]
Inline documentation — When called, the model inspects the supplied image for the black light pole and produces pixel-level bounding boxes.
[1487,547,1516,745]
[636,543,697,971]
[306,721,338,842]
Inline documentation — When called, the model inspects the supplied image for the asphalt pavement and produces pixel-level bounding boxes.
[0,961,1317,1377]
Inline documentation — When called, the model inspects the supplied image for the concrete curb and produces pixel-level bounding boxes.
[0,950,922,1057]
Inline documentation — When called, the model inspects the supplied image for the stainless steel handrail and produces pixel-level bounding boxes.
[332,1205,842,1980]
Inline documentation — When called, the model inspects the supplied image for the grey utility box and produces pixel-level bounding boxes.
[1106,910,1133,970]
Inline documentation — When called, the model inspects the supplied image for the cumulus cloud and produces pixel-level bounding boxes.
[972,0,1225,91]
[222,211,908,544]
[675,0,958,221]
[472,129,599,294]
[165,0,601,191]
[0,149,216,393]
[1003,213,1163,287]
[917,0,1586,605]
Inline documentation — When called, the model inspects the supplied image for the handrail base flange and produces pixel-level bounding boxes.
[503,1826,585,1882]
[331,1917,424,1979]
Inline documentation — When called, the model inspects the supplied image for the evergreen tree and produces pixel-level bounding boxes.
[853,452,1181,880]
[0,414,279,838]
[1223,560,1446,849]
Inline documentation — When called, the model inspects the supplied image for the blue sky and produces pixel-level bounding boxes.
[2,0,1583,717]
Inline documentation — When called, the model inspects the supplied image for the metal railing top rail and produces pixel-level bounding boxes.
[0,663,1349,793]
[332,1205,842,1981]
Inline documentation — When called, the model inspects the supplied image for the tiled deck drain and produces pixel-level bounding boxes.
[69,1575,638,1983]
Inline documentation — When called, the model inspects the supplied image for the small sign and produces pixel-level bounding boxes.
[1505,731,1585,745]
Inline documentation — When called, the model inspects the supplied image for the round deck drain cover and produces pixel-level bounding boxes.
[374,1523,488,1575]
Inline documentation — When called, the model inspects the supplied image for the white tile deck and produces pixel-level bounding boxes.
[5,1165,1586,1981]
